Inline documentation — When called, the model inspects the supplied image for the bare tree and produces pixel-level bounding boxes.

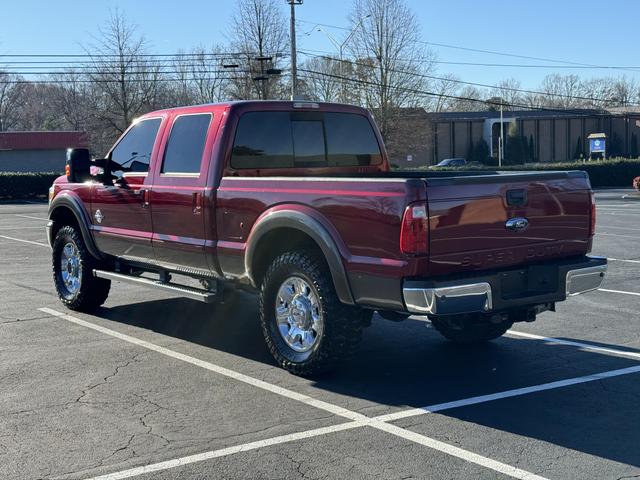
[173,46,233,105]
[48,70,93,130]
[0,72,26,131]
[431,73,460,112]
[538,74,583,109]
[608,75,638,108]
[300,56,343,102]
[228,0,288,100]
[489,78,523,110]
[83,10,163,136]
[348,0,435,140]
[447,85,486,112]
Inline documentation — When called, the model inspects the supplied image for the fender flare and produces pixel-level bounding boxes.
[48,193,103,260]
[245,209,355,305]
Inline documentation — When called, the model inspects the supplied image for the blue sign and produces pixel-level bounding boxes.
[590,138,606,153]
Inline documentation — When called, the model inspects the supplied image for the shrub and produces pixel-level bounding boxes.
[0,172,61,199]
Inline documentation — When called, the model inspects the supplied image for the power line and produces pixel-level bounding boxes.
[0,51,286,59]
[0,69,255,76]
[297,68,621,116]
[297,17,640,74]
[0,75,259,85]
[298,47,640,69]
[299,50,640,107]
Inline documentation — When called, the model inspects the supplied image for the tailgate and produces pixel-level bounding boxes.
[425,171,592,275]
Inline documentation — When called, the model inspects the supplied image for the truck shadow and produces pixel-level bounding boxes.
[96,292,640,468]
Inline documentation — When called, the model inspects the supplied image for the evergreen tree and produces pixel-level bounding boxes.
[631,133,638,158]
[573,136,583,160]
[473,138,492,165]
[528,135,535,163]
[466,141,475,163]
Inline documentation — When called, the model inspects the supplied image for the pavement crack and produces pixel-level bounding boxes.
[75,352,144,405]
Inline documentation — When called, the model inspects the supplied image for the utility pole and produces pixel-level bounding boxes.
[287,0,302,99]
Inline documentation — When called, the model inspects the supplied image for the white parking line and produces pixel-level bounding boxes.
[506,330,640,361]
[374,364,640,423]
[608,257,640,264]
[0,234,48,247]
[85,421,363,480]
[597,225,640,233]
[39,307,548,480]
[14,214,48,221]
[597,232,640,239]
[599,288,640,297]
[0,226,47,231]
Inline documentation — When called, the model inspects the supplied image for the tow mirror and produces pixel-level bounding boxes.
[65,148,92,182]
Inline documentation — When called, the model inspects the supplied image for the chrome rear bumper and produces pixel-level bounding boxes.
[565,264,607,296]
[403,256,607,315]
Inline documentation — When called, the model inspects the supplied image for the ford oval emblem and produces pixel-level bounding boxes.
[505,217,529,232]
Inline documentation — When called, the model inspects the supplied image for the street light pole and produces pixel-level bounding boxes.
[287,0,302,99]
[499,102,504,168]
[309,14,370,103]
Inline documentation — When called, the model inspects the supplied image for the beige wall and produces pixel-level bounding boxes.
[437,122,452,159]
[538,120,552,162]
[453,122,469,158]
[554,119,568,162]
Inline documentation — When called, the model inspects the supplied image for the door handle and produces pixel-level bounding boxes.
[192,192,202,214]
[139,189,150,208]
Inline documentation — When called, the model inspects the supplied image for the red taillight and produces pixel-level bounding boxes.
[400,202,429,255]
[589,191,596,236]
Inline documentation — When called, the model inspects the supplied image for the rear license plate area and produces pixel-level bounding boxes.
[500,265,559,300]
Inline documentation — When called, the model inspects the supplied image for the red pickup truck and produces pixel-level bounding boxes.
[47,101,607,375]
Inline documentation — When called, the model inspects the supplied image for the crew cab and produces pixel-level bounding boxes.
[47,101,607,375]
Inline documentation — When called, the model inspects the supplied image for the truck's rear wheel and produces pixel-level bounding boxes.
[52,225,110,312]
[430,315,512,343]
[259,251,370,376]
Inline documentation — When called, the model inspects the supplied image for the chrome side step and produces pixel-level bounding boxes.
[93,269,219,303]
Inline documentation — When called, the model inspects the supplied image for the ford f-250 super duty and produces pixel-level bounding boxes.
[47,100,607,375]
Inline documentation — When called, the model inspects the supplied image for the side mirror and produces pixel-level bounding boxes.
[65,148,92,183]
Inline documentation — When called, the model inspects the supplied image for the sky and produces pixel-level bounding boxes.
[0,0,638,89]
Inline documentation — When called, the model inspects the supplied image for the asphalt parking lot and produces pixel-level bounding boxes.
[1,189,639,480]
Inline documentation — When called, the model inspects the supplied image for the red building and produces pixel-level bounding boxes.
[0,131,88,173]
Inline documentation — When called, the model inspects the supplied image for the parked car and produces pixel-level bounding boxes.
[430,157,467,168]
[47,101,606,375]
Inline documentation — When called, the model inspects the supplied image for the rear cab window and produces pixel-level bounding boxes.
[230,111,382,170]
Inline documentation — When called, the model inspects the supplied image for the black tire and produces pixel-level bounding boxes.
[52,225,110,312]
[259,251,371,376]
[431,315,512,343]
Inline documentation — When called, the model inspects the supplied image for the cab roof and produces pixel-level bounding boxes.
[140,100,371,119]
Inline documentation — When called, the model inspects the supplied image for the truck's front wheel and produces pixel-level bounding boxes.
[260,251,370,376]
[431,315,512,343]
[52,225,110,312]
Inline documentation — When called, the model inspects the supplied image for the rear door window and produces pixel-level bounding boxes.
[110,118,162,177]
[161,114,211,175]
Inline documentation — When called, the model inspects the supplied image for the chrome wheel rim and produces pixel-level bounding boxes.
[60,241,82,295]
[275,276,323,353]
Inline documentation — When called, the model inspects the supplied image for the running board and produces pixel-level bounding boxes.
[93,269,219,303]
